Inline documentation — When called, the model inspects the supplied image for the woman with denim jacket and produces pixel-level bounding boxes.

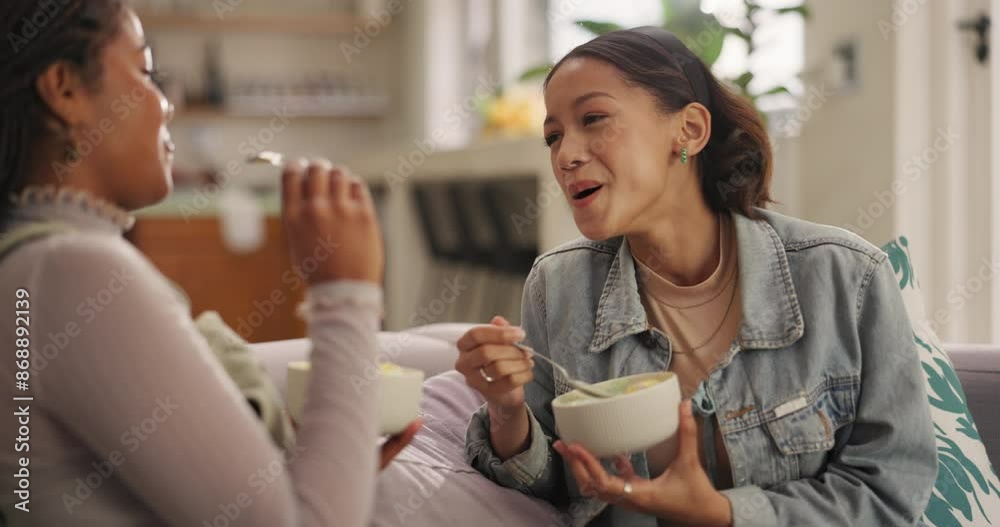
[456,27,937,527]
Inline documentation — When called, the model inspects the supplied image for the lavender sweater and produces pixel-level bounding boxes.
[0,196,381,526]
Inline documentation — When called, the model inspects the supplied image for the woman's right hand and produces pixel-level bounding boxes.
[455,316,535,410]
[281,159,384,285]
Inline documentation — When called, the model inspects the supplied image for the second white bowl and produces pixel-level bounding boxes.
[286,361,424,435]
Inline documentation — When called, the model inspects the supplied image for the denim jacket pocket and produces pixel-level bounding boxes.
[762,376,860,470]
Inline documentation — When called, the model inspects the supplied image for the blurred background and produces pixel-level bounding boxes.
[127,0,998,346]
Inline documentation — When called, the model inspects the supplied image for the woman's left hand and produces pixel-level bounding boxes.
[553,400,733,526]
[379,419,422,471]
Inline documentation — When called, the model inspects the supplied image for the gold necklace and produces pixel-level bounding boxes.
[669,272,739,354]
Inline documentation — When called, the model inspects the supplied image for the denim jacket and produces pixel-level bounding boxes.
[465,209,937,527]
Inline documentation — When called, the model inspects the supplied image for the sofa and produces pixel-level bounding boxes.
[250,324,1000,526]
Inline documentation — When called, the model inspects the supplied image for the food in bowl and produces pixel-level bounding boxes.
[552,372,681,457]
[286,360,424,435]
[378,362,404,374]
[558,376,664,406]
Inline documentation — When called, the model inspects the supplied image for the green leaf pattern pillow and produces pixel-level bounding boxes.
[882,236,1000,526]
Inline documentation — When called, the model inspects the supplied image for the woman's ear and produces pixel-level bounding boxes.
[678,102,712,157]
[34,61,92,130]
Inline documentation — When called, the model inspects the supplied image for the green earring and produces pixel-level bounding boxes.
[680,147,688,165]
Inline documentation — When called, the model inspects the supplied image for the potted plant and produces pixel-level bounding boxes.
[522,0,810,110]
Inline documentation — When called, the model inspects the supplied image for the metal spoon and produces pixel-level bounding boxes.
[512,343,615,399]
[246,151,284,166]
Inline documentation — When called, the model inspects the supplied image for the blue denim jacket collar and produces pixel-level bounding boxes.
[588,211,805,354]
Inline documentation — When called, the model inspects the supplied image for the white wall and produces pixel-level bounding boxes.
[797,0,897,246]
[993,0,1000,342]
[798,0,997,344]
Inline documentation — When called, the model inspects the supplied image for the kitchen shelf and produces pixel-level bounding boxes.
[173,105,384,121]
[138,11,362,35]
[173,93,389,120]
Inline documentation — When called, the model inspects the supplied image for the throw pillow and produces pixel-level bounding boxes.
[882,236,1000,526]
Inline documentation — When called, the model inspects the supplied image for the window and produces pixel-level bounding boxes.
[548,0,805,114]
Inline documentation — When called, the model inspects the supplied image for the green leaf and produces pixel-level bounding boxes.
[723,26,753,44]
[951,446,992,495]
[955,417,980,442]
[775,5,811,18]
[937,432,992,494]
[667,26,726,67]
[518,63,554,83]
[922,361,965,414]
[936,457,974,520]
[931,355,983,441]
[968,478,992,524]
[942,455,975,493]
[760,86,792,97]
[575,20,624,36]
[734,72,754,88]
[661,0,674,24]
[665,0,703,21]
[936,357,967,400]
[915,334,946,363]
[924,493,963,527]
[882,237,915,289]
[692,29,726,66]
[662,5,726,65]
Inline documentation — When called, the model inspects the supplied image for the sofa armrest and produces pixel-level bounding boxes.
[946,344,1000,472]
[400,323,478,346]
[251,330,463,397]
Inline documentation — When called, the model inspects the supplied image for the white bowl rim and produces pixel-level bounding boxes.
[551,371,677,409]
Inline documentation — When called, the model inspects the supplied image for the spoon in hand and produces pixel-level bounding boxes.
[512,343,615,399]
[246,151,284,166]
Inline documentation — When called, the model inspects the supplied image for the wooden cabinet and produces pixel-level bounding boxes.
[128,217,306,343]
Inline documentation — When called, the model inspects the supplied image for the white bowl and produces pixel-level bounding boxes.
[552,371,681,458]
[286,361,424,435]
